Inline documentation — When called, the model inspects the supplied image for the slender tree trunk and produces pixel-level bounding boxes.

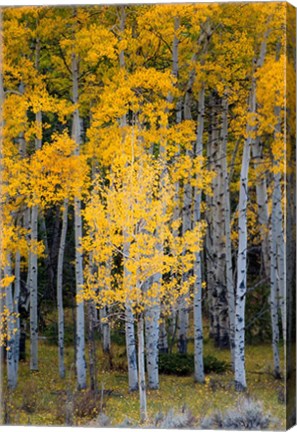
[123,240,138,392]
[273,108,285,343]
[88,300,98,392]
[177,50,194,354]
[72,51,86,390]
[5,255,17,389]
[234,82,256,392]
[222,96,235,365]
[206,93,229,346]
[57,199,68,379]
[193,87,205,383]
[205,105,216,339]
[29,111,41,372]
[178,172,191,354]
[212,94,229,349]
[270,182,281,378]
[29,202,39,371]
[29,39,42,372]
[144,262,160,389]
[14,250,21,377]
[138,314,147,423]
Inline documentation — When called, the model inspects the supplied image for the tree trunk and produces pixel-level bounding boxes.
[123,240,138,392]
[212,94,229,349]
[193,87,205,383]
[88,300,98,392]
[14,250,21,377]
[138,314,147,424]
[5,255,17,389]
[29,203,39,371]
[234,82,256,392]
[145,283,160,389]
[222,96,235,365]
[270,181,281,378]
[273,109,285,344]
[57,199,68,379]
[178,171,191,354]
[72,51,86,390]
[29,40,42,372]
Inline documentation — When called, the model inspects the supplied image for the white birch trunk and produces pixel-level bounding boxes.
[88,299,98,392]
[72,51,86,390]
[222,97,235,364]
[5,255,17,389]
[123,240,138,392]
[213,95,229,349]
[274,108,285,343]
[178,173,191,354]
[178,56,194,353]
[29,202,39,371]
[205,108,216,339]
[138,314,147,423]
[29,40,42,372]
[145,286,160,389]
[29,110,42,371]
[14,250,21,376]
[193,87,205,383]
[57,199,68,378]
[234,83,255,391]
[270,183,281,378]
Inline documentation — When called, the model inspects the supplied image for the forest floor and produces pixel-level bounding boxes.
[1,318,286,427]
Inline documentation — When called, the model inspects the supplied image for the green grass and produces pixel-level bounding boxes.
[1,335,286,427]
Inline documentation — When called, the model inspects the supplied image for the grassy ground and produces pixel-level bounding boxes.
[1,333,286,428]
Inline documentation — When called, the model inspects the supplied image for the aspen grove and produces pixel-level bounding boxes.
[0,2,295,426]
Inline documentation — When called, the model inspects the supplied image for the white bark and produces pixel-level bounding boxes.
[138,314,147,423]
[178,169,191,354]
[57,199,68,378]
[14,250,21,376]
[212,95,229,349]
[178,56,194,353]
[274,108,285,343]
[193,87,205,383]
[205,109,216,339]
[145,282,160,389]
[29,202,39,371]
[88,299,97,392]
[222,97,235,365]
[29,41,42,371]
[72,51,86,390]
[270,182,281,378]
[234,83,256,391]
[123,240,138,392]
[5,255,17,389]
